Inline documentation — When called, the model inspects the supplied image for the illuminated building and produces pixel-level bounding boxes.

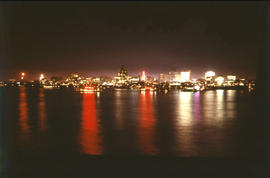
[140,71,146,81]
[159,73,169,82]
[66,73,83,87]
[180,71,191,82]
[118,65,128,80]
[40,74,44,81]
[205,71,215,81]
[215,76,224,86]
[130,77,140,84]
[227,75,236,81]
[40,74,47,85]
[169,69,180,82]
[114,65,129,85]
[174,73,181,82]
[93,77,100,82]
[146,76,155,83]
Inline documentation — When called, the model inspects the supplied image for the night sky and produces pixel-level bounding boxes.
[0,2,267,80]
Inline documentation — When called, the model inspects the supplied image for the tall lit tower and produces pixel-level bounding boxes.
[118,65,128,80]
[180,71,191,82]
[140,71,146,81]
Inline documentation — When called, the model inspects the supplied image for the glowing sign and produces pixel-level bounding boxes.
[180,71,190,82]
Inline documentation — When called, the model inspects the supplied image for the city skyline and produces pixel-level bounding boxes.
[2,67,252,82]
[0,2,265,80]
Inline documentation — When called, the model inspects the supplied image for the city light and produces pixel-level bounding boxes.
[215,76,224,86]
[21,72,26,80]
[227,75,236,81]
[3,65,254,92]
[205,71,215,81]
[180,71,190,83]
[141,71,146,81]
[40,74,44,80]
[194,85,200,91]
[205,71,215,77]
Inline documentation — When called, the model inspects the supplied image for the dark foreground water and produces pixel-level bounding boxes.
[0,87,267,178]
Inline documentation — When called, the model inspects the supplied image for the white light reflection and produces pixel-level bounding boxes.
[203,91,216,126]
[175,91,196,156]
[226,90,236,119]
[177,92,193,127]
[193,92,201,122]
[115,90,124,130]
[216,90,225,120]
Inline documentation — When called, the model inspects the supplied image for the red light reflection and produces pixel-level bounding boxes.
[79,92,103,155]
[18,87,29,144]
[138,92,158,155]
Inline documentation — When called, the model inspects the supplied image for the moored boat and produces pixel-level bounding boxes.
[80,85,100,92]
[141,86,155,92]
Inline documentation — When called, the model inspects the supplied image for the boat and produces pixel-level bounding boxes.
[80,85,99,93]
[182,86,194,92]
[141,86,155,92]
[43,85,54,89]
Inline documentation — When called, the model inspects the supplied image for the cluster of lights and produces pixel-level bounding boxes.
[140,71,146,81]
[180,71,191,82]
[21,72,25,80]
[40,74,44,81]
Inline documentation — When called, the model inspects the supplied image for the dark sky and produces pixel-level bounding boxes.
[0,2,267,80]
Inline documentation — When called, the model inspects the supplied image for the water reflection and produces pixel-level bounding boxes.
[226,90,236,118]
[203,91,216,121]
[115,91,124,130]
[38,88,47,131]
[216,90,225,120]
[177,92,193,126]
[18,87,29,144]
[175,91,196,156]
[79,92,103,155]
[138,91,158,155]
[193,92,201,122]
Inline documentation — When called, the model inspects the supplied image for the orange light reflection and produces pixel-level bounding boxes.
[138,92,158,155]
[18,87,29,144]
[79,92,103,155]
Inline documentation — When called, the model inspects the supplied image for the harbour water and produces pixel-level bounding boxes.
[0,87,266,177]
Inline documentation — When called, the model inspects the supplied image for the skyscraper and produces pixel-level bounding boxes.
[118,65,128,81]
